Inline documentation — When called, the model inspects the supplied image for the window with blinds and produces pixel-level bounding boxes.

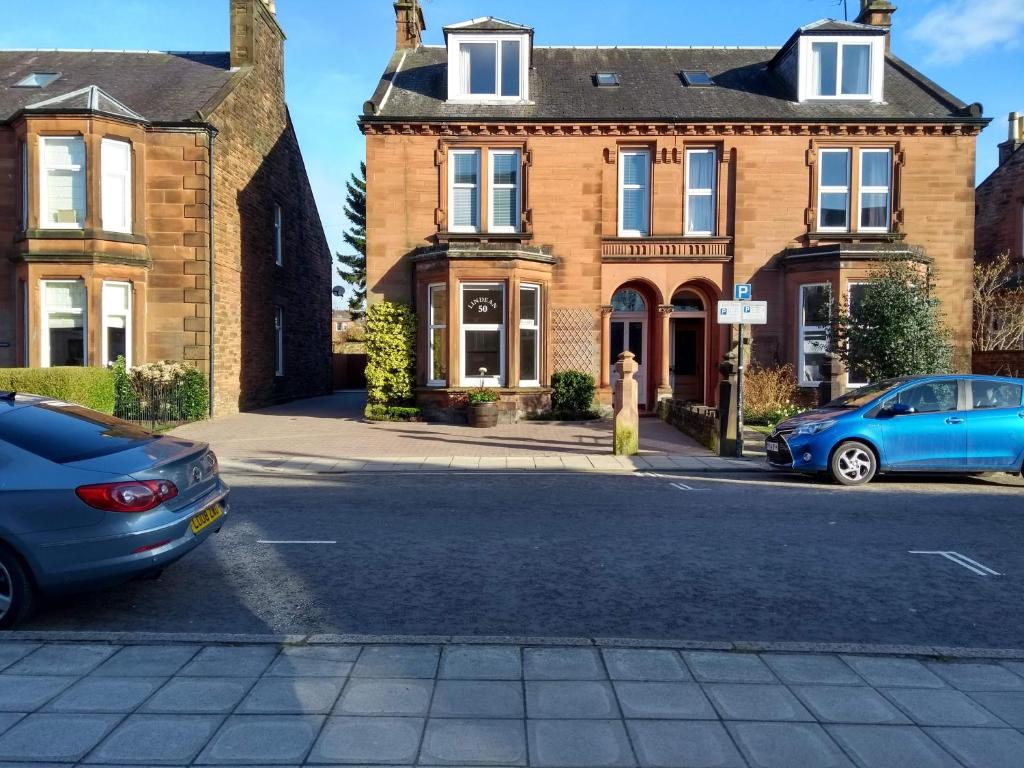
[449,150,481,232]
[41,280,86,367]
[488,150,520,233]
[40,137,86,229]
[619,149,651,237]
[685,149,717,236]
[101,138,132,234]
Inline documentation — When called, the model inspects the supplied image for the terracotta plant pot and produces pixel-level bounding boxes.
[468,401,499,428]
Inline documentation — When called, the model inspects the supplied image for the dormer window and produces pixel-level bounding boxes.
[446,20,532,103]
[811,41,871,97]
[460,39,521,97]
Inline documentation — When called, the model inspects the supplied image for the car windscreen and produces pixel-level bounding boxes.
[0,403,156,464]
[824,378,909,409]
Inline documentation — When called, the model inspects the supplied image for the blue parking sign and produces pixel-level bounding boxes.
[734,284,752,301]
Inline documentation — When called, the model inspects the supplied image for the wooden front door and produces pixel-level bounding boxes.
[672,318,704,403]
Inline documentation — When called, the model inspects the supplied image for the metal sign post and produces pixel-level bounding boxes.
[718,293,768,459]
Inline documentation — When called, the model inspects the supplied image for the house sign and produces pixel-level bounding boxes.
[463,288,504,318]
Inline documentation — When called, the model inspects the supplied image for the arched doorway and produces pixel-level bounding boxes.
[669,287,708,404]
[610,287,650,407]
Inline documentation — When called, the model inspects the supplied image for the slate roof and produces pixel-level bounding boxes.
[363,45,976,124]
[0,50,235,124]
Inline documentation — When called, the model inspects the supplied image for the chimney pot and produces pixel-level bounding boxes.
[1011,112,1022,142]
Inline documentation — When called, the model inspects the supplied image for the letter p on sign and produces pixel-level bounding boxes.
[734,284,752,301]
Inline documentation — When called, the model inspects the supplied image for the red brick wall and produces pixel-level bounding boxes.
[973,350,1024,378]
[976,146,1024,264]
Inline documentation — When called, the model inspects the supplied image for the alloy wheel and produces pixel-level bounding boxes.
[837,446,873,483]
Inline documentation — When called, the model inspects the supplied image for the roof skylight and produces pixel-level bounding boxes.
[595,72,620,87]
[14,72,61,88]
[681,70,714,87]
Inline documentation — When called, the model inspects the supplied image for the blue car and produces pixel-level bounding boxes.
[766,375,1024,486]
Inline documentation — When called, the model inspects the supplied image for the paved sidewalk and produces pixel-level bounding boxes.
[0,639,1022,766]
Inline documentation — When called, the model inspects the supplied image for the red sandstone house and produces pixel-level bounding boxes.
[362,1,986,419]
[0,0,332,414]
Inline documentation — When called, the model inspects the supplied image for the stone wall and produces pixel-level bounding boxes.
[658,399,720,452]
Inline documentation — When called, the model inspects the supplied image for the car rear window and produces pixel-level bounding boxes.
[971,381,1023,410]
[0,402,156,464]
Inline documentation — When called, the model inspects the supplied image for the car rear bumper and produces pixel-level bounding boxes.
[19,484,229,594]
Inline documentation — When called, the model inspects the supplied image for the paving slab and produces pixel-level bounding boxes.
[526,681,619,719]
[613,682,716,720]
[196,715,325,765]
[705,684,814,722]
[84,714,223,765]
[601,650,691,681]
[141,677,256,714]
[45,677,166,713]
[791,685,910,725]
[306,716,425,765]
[237,677,345,714]
[965,691,1024,728]
[881,687,1008,727]
[335,678,434,716]
[726,721,854,768]
[0,714,23,737]
[419,719,527,766]
[925,727,1024,768]
[626,720,746,768]
[432,680,524,719]
[926,662,1024,691]
[178,646,279,678]
[0,676,75,712]
[523,648,605,681]
[527,719,635,767]
[761,654,863,686]
[0,645,40,673]
[826,724,962,768]
[6,644,115,676]
[0,713,122,762]
[683,652,777,684]
[265,646,358,677]
[840,657,946,689]
[90,645,200,677]
[440,646,522,680]
[350,645,440,679]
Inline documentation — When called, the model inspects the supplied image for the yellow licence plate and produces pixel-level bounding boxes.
[190,504,223,535]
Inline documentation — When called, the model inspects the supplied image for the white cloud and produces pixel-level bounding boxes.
[908,0,1024,64]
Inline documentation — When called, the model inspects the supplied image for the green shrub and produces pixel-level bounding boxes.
[0,367,115,413]
[365,301,416,406]
[364,404,421,421]
[743,364,802,425]
[113,358,209,423]
[467,388,499,404]
[551,370,596,415]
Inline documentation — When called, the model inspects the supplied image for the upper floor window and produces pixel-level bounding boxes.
[100,138,132,234]
[685,149,717,236]
[40,136,86,229]
[449,149,481,232]
[448,35,528,101]
[798,34,883,102]
[274,306,284,377]
[817,149,851,232]
[488,150,520,233]
[859,149,892,232]
[274,204,283,265]
[816,147,894,233]
[619,149,651,237]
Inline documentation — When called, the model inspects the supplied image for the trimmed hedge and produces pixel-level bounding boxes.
[0,367,116,413]
[551,370,596,416]
[365,404,421,422]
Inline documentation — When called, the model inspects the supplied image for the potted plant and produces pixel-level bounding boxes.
[467,367,500,427]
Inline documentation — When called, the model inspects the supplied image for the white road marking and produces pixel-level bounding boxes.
[258,540,337,545]
[909,550,1002,576]
[670,482,710,492]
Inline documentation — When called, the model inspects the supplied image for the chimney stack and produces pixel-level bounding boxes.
[998,112,1024,165]
[394,0,425,50]
[856,1,896,49]
[230,0,283,69]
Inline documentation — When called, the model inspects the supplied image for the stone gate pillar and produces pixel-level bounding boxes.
[613,350,639,456]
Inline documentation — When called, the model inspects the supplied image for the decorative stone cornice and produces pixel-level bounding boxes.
[411,241,556,266]
[601,237,733,263]
[360,121,984,138]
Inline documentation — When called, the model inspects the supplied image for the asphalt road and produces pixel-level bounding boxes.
[24,468,1024,648]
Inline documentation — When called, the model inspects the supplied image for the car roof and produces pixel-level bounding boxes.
[0,392,57,416]
[891,374,1024,385]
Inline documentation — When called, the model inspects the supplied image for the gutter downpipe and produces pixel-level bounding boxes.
[207,126,218,418]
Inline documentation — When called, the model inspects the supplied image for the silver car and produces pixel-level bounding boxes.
[0,392,228,627]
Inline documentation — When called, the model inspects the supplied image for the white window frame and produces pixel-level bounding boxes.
[100,138,132,234]
[519,283,541,387]
[448,149,481,233]
[845,281,869,387]
[817,148,851,232]
[447,34,529,103]
[40,279,86,368]
[20,141,28,230]
[798,35,883,102]
[798,283,832,387]
[488,149,521,233]
[460,282,505,387]
[39,135,86,230]
[427,283,447,387]
[101,281,132,367]
[618,148,651,238]
[273,204,283,266]
[684,148,717,236]
[857,148,892,233]
[274,306,284,377]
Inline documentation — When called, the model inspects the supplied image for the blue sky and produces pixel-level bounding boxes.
[4,0,1021,301]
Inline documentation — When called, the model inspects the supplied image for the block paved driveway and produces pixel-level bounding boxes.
[2,639,1024,767]
[172,391,708,461]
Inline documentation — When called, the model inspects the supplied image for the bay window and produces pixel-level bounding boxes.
[799,283,831,386]
[100,138,132,233]
[428,284,448,386]
[619,149,651,237]
[449,149,481,232]
[488,150,521,233]
[685,149,717,236]
[101,281,132,366]
[817,149,850,231]
[859,149,892,232]
[461,283,505,387]
[519,284,540,387]
[41,280,86,367]
[40,136,86,229]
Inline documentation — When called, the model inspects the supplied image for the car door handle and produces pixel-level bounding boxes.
[945,417,964,425]
[1019,411,1024,419]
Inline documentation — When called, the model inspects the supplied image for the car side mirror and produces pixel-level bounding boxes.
[887,402,915,416]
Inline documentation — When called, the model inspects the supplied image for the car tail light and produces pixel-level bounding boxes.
[75,480,178,513]
[206,451,219,475]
